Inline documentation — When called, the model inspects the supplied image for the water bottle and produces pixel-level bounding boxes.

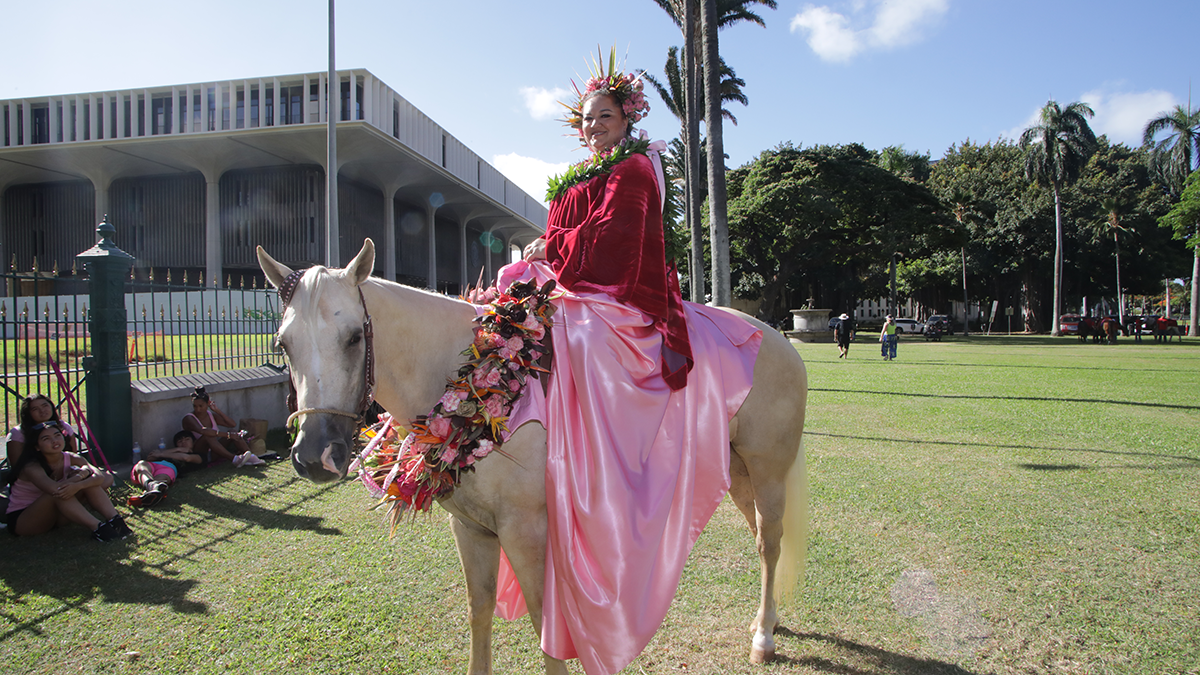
[132,441,142,464]
[158,437,167,451]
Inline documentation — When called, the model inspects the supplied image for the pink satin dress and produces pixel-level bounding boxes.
[495,259,761,674]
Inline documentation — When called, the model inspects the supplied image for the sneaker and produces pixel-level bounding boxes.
[93,520,121,543]
[107,514,134,539]
[232,452,248,468]
[241,453,266,467]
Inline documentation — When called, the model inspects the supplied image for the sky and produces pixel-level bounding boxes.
[3,0,1195,203]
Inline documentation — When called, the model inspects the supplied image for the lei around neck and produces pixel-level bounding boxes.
[545,137,652,203]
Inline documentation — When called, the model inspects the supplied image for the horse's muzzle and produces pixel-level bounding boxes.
[290,417,355,483]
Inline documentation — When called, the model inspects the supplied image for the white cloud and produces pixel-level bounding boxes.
[493,153,569,204]
[1001,89,1178,146]
[790,0,949,63]
[1081,88,1178,145]
[520,86,572,121]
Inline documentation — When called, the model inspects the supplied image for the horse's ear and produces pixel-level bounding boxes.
[257,246,293,290]
[347,239,375,287]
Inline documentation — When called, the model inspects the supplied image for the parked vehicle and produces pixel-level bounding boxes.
[893,318,923,334]
[1059,314,1082,334]
[926,314,953,335]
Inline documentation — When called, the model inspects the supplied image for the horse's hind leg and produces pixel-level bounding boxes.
[449,515,501,675]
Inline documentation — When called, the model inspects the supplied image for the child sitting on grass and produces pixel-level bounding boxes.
[6,421,132,542]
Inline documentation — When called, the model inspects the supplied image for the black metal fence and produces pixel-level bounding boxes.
[1,263,283,435]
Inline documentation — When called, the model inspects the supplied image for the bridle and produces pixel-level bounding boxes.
[277,268,376,428]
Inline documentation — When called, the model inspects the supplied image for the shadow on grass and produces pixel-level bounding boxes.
[806,431,1200,466]
[782,629,981,674]
[0,467,345,644]
[809,387,1200,412]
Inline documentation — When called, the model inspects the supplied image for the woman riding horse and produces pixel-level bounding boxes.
[497,59,766,674]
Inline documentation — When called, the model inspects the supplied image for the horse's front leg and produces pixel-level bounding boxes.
[449,515,501,675]
[496,518,569,675]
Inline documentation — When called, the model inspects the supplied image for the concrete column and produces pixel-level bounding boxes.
[318,73,325,124]
[459,218,470,292]
[382,187,398,281]
[50,98,59,144]
[226,81,234,129]
[273,78,281,127]
[74,95,83,142]
[363,73,373,126]
[142,89,150,136]
[349,72,357,121]
[303,74,311,124]
[116,92,125,139]
[22,101,32,145]
[242,80,250,129]
[205,175,222,287]
[426,204,438,290]
[485,226,498,284]
[93,175,111,227]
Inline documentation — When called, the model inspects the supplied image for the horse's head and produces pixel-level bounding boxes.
[257,239,376,483]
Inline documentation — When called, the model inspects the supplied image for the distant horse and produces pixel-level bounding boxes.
[1077,317,1097,343]
[257,240,809,674]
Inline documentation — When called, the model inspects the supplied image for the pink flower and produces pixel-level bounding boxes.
[529,350,541,361]
[472,365,493,387]
[508,379,522,392]
[473,438,494,458]
[498,346,515,360]
[439,390,466,412]
[484,369,502,387]
[429,416,452,439]
[506,335,524,353]
[484,394,505,418]
[439,446,459,464]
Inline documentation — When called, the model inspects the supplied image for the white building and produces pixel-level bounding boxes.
[0,69,545,292]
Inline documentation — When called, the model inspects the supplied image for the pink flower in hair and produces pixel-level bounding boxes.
[484,394,505,418]
[439,446,459,464]
[474,438,495,458]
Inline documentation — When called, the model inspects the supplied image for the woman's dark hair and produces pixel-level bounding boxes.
[191,386,209,402]
[172,430,192,446]
[7,421,57,486]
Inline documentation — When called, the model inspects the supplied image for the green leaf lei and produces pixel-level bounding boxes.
[545,138,652,203]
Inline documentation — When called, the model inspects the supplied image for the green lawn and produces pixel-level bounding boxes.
[1,335,1197,674]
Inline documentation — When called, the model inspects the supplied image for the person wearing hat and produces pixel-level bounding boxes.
[880,315,898,360]
[834,312,855,358]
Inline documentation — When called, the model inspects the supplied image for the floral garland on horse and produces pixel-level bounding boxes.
[352,278,556,526]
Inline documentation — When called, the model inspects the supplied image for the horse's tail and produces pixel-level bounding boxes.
[774,436,808,604]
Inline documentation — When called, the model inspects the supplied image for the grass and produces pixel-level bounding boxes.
[1,334,1198,674]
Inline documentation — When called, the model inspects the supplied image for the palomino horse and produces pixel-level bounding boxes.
[257,239,808,674]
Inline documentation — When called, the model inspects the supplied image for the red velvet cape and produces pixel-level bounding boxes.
[544,153,693,389]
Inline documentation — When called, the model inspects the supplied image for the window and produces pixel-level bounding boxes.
[249,87,259,128]
[32,106,49,144]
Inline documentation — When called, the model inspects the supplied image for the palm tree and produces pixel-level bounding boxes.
[1019,100,1098,335]
[1143,104,1200,336]
[651,0,777,304]
[1098,196,1131,324]
[644,47,747,300]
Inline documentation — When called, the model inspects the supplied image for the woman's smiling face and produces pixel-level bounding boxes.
[36,426,65,454]
[581,94,628,154]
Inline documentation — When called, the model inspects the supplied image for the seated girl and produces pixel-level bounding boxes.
[6,394,78,468]
[5,421,132,542]
[181,386,257,467]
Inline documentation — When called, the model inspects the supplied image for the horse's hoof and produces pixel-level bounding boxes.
[749,645,776,664]
[750,633,776,664]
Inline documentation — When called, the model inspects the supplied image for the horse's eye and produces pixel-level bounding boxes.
[348,331,362,347]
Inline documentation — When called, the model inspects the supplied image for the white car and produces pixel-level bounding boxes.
[893,318,924,334]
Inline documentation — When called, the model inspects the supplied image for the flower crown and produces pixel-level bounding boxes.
[561,47,650,145]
